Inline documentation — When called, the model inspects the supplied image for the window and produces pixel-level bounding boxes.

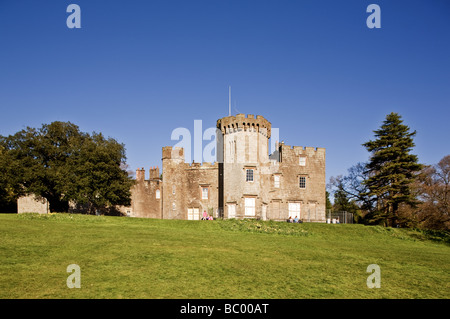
[299,176,306,189]
[274,175,280,188]
[299,156,306,166]
[156,189,160,199]
[246,169,254,182]
[245,197,255,216]
[172,185,175,195]
[172,202,176,210]
[202,187,209,200]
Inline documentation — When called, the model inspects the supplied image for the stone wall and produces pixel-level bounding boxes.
[162,146,219,220]
[130,167,162,218]
[17,194,49,214]
[267,144,326,222]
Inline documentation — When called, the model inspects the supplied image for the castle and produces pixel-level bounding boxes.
[124,114,326,222]
[17,114,326,222]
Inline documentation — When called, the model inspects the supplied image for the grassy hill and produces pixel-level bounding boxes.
[0,213,448,299]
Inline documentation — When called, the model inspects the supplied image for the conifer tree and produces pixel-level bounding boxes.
[362,112,422,226]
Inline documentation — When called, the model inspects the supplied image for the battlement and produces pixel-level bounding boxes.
[217,114,271,138]
[162,146,185,160]
[136,166,161,182]
[185,161,219,170]
[280,143,326,158]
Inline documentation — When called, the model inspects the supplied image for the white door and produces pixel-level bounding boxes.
[193,208,200,220]
[289,203,300,219]
[188,208,200,220]
[245,198,255,216]
[228,204,236,219]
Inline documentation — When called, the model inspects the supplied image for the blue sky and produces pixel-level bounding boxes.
[1,0,449,183]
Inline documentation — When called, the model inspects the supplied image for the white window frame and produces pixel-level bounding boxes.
[202,187,209,200]
[155,189,160,199]
[299,156,306,166]
[274,175,280,188]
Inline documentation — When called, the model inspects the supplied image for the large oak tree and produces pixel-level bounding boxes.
[0,121,133,213]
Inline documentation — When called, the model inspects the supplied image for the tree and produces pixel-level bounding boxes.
[328,163,372,223]
[329,162,375,212]
[0,137,19,211]
[414,155,450,230]
[362,112,422,227]
[68,132,133,213]
[325,191,332,211]
[2,121,133,213]
[3,122,90,211]
[332,183,359,215]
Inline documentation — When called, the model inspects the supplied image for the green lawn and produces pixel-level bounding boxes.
[0,213,449,299]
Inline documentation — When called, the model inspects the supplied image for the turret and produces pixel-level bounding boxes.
[217,114,271,138]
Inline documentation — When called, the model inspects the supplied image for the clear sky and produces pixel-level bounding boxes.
[1,0,449,183]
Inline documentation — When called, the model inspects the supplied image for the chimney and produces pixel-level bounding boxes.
[136,168,145,182]
[149,166,160,179]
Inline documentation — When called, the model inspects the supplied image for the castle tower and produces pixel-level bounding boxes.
[217,114,271,164]
[161,146,186,219]
[216,114,272,219]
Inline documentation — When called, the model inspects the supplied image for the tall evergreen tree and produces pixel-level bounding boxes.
[362,112,422,226]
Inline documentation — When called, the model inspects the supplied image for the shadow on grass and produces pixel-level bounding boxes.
[412,228,450,245]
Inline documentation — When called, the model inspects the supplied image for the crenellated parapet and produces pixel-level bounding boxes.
[135,166,161,182]
[186,161,219,170]
[162,146,184,161]
[217,114,271,138]
[279,143,326,163]
[289,145,326,157]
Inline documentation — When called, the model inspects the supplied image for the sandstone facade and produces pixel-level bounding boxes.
[17,114,326,222]
[130,114,326,222]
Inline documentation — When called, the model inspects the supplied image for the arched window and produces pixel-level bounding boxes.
[156,189,160,199]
